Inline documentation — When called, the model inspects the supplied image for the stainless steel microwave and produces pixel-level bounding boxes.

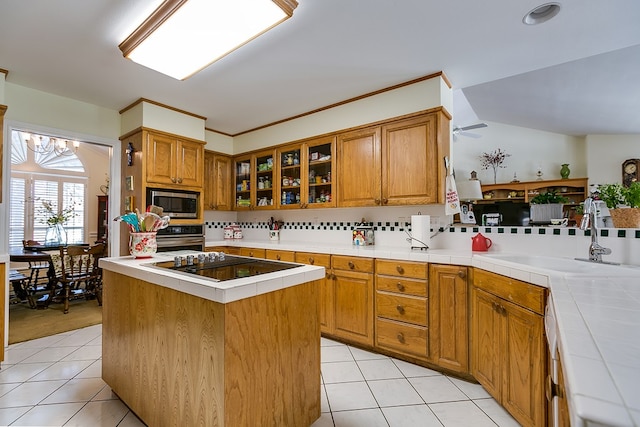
[147,188,199,219]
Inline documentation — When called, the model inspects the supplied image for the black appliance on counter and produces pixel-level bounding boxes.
[156,224,205,252]
[472,202,531,226]
[148,255,299,282]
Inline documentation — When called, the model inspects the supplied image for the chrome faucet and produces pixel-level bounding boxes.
[577,197,615,263]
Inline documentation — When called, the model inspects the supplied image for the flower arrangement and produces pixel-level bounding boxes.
[39,200,77,226]
[480,148,511,184]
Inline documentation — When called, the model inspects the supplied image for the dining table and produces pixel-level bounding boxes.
[9,244,89,308]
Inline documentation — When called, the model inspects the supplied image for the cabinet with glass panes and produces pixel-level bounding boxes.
[306,136,335,208]
[277,144,302,208]
[254,151,275,209]
[233,149,275,210]
[234,154,252,210]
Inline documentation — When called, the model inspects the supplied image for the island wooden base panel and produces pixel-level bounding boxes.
[102,271,321,427]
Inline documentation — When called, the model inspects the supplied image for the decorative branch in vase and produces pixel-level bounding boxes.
[39,199,77,245]
[480,148,511,184]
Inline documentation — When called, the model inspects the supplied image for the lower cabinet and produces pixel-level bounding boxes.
[329,256,374,346]
[295,252,332,333]
[375,259,428,358]
[472,270,547,427]
[428,264,469,374]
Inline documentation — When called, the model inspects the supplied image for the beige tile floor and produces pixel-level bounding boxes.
[0,325,519,426]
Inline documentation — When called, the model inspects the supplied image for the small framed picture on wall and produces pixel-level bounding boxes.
[125,196,134,212]
[125,176,134,191]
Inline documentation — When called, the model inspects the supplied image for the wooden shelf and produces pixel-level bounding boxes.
[479,178,588,204]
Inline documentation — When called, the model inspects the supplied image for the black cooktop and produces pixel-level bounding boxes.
[148,255,300,282]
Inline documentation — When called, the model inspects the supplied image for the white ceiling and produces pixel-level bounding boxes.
[1,0,639,137]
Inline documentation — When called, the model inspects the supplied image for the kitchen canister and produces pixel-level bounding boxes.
[129,231,157,258]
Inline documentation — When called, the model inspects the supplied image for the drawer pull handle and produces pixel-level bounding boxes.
[396,305,405,314]
[396,265,405,274]
[309,257,315,265]
[457,270,466,279]
[396,282,405,292]
[397,333,405,343]
[276,255,281,260]
[348,261,355,269]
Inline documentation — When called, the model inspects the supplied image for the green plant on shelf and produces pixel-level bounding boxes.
[529,189,569,204]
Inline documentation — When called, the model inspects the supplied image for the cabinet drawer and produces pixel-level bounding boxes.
[332,255,374,272]
[473,269,546,315]
[239,248,266,258]
[265,249,296,262]
[376,292,427,326]
[376,259,427,279]
[376,276,427,297]
[295,252,331,268]
[376,318,427,358]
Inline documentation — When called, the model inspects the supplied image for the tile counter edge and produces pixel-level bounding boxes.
[99,255,325,304]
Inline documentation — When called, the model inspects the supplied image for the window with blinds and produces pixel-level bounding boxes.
[10,173,87,248]
[9,128,88,249]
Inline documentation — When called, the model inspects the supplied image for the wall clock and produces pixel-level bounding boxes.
[622,158,640,187]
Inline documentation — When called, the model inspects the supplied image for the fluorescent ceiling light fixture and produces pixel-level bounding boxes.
[119,0,298,80]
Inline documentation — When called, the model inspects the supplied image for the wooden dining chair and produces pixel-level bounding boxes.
[54,243,105,314]
[22,239,51,291]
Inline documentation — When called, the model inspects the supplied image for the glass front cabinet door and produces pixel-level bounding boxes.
[234,155,252,210]
[254,150,275,209]
[278,144,303,209]
[306,136,335,208]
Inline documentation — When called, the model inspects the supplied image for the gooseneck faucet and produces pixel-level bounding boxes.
[578,197,613,263]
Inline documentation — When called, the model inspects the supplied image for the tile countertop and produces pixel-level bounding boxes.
[99,253,325,304]
[208,240,640,426]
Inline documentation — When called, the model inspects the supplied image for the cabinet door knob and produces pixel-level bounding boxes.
[383,198,388,204]
[375,198,381,205]
[171,177,177,183]
[396,265,405,274]
[348,261,355,269]
[457,270,466,279]
[177,178,183,184]
[249,252,254,257]
[396,282,405,292]
[308,257,315,265]
[396,305,405,314]
[396,332,405,344]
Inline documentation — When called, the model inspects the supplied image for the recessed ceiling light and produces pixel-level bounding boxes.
[523,3,561,25]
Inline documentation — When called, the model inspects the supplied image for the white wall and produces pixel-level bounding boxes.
[2,83,122,255]
[585,135,640,186]
[232,77,451,153]
[453,121,586,184]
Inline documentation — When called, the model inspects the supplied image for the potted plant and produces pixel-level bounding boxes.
[529,190,569,223]
[597,182,640,228]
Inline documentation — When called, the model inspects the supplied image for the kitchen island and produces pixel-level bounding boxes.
[99,254,325,427]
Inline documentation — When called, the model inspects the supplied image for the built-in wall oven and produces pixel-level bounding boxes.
[156,224,205,252]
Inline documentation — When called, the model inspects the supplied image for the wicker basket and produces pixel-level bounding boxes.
[609,208,640,228]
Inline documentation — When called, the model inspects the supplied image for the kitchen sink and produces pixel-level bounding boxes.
[478,254,640,276]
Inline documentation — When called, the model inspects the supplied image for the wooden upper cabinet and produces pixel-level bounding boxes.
[204,151,232,211]
[146,131,204,189]
[337,110,449,208]
[382,115,439,205]
[337,126,382,207]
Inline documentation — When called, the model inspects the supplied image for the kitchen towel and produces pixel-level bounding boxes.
[445,157,461,215]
